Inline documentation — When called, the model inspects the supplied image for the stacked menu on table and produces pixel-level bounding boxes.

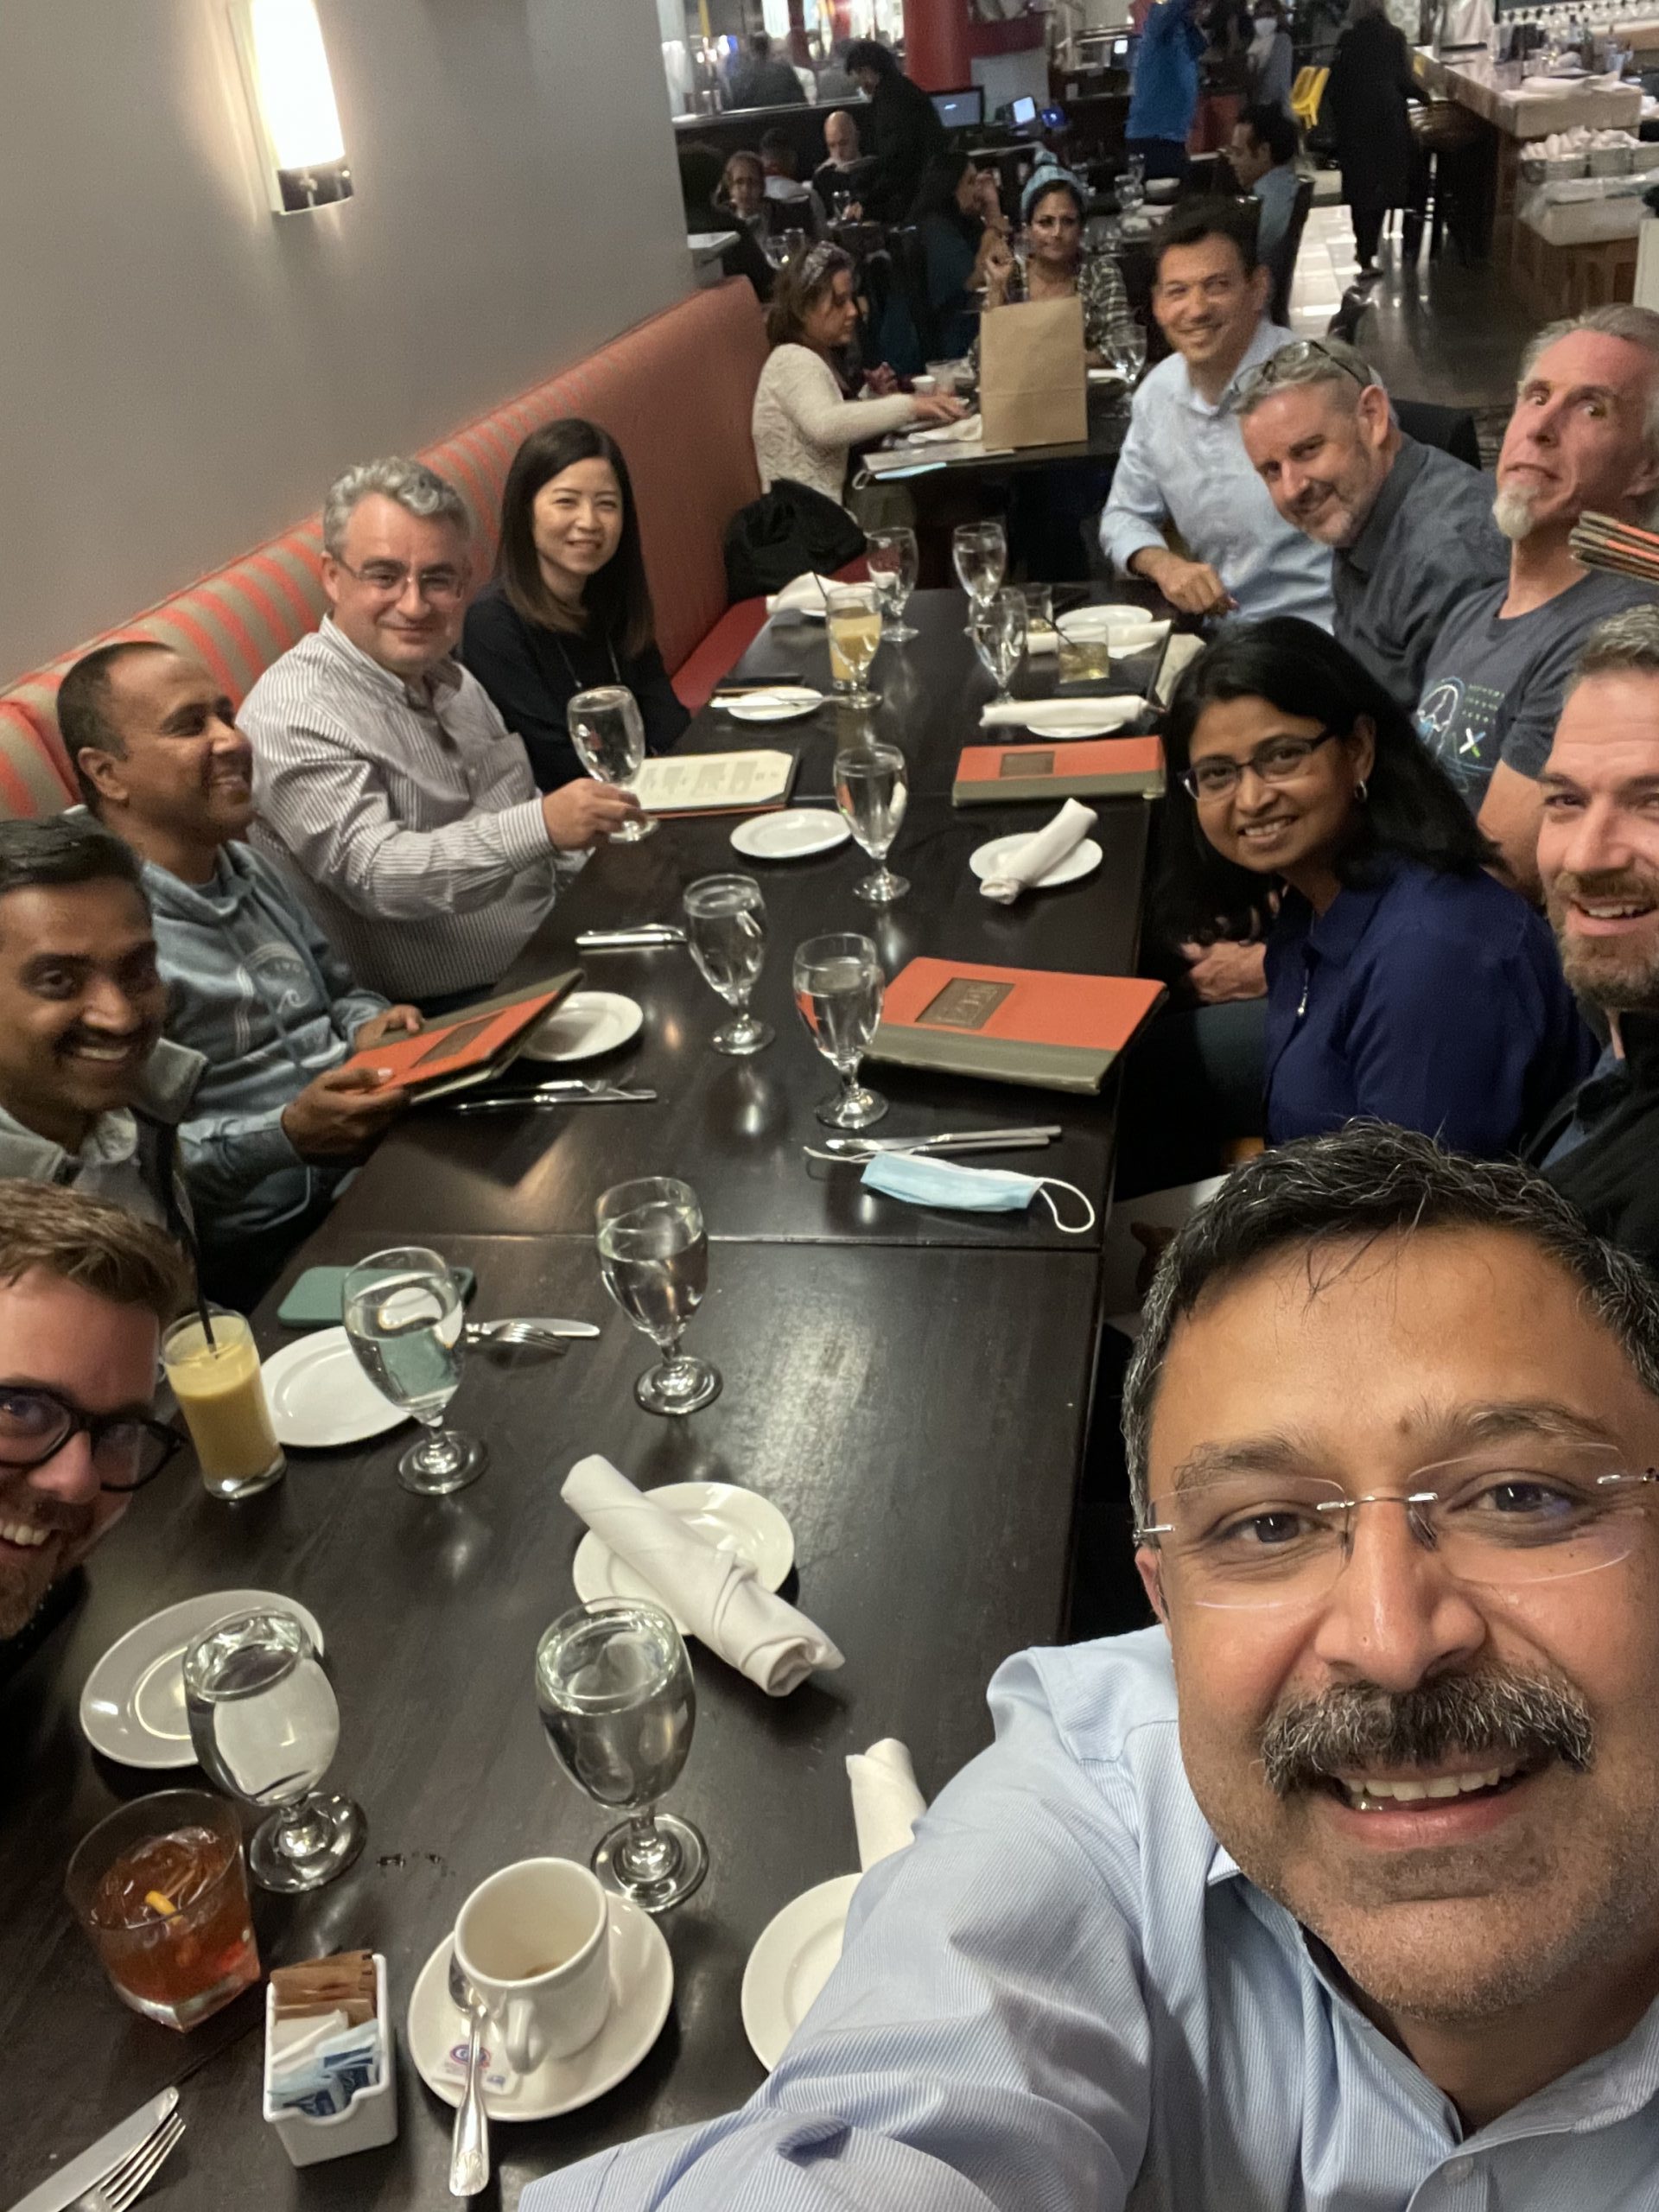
[868,957,1166,1094]
[953,735,1166,804]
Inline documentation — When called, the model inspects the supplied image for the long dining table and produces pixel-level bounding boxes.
[0,588,1163,2211]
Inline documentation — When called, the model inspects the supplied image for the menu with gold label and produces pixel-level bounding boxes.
[953,735,1165,805]
[868,957,1166,1093]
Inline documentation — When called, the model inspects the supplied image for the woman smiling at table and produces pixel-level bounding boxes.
[1159,620,1594,1154]
[461,419,687,793]
[979,161,1137,371]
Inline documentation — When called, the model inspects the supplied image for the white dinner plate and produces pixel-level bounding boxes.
[1019,699,1142,740]
[80,1589,326,1770]
[724,688,823,724]
[969,834,1103,893]
[261,1328,406,1449]
[572,1482,795,1628]
[521,991,644,1064]
[407,1904,672,2121]
[730,810,850,861]
[741,1873,862,2070]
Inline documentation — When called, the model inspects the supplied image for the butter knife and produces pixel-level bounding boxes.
[575,926,685,949]
[12,2088,178,2212]
[816,1124,1062,1158]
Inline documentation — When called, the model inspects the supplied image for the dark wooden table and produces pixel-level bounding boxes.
[1,593,1153,2212]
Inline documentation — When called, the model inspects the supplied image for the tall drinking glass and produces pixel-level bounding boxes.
[342,1247,485,1495]
[951,521,1007,632]
[825,582,883,706]
[793,932,887,1129]
[567,684,654,841]
[864,526,919,642]
[595,1179,721,1414]
[834,742,909,904]
[536,1599,707,1912]
[1111,318,1148,385]
[183,1608,366,1894]
[683,873,772,1055]
[971,587,1029,703]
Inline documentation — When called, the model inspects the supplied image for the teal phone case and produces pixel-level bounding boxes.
[277,1265,476,1329]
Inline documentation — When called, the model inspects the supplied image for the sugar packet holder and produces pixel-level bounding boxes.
[264,1953,397,2167]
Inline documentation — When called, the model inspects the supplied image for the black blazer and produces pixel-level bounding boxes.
[1325,16,1418,211]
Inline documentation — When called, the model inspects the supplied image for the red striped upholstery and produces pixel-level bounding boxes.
[0,282,770,819]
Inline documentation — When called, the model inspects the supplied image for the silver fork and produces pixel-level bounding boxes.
[462,1321,569,1352]
[77,2108,185,2212]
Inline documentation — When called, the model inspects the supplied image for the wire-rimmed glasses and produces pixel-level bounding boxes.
[342,1247,485,1495]
[1180,729,1338,802]
[833,742,909,905]
[970,587,1029,704]
[865,526,920,642]
[595,1178,721,1415]
[684,873,772,1055]
[567,684,654,841]
[793,931,887,1129]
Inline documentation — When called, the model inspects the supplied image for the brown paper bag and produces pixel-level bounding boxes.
[978,294,1087,450]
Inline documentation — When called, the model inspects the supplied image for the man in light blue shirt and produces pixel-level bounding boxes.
[525,1124,1659,2209]
[1100,197,1334,626]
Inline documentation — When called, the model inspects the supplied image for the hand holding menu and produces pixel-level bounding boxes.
[336,971,581,1101]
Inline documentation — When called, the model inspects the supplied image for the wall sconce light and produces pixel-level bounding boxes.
[231,0,353,215]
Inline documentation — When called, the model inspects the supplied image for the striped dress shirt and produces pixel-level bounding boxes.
[242,619,559,1000]
[523,1628,1659,2211]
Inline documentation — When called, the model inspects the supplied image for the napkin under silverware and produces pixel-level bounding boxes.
[765,573,836,617]
[562,1455,843,1697]
[846,1738,927,1869]
[980,799,1097,905]
[980,696,1141,732]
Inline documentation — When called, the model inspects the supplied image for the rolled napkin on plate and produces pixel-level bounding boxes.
[980,798,1098,905]
[846,1738,927,1869]
[766,573,837,618]
[561,1454,843,1696]
[980,696,1141,732]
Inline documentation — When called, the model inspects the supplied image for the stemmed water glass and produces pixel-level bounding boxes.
[342,1246,486,1495]
[567,684,654,841]
[536,1598,707,1912]
[834,742,909,905]
[793,932,887,1129]
[972,587,1029,704]
[825,581,883,707]
[596,1178,721,1414]
[183,1607,366,1894]
[1111,319,1148,385]
[683,873,772,1055]
[951,521,1007,634]
[864,527,919,643]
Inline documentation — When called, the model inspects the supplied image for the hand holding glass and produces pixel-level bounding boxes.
[596,1178,721,1414]
[864,527,919,642]
[834,742,909,905]
[972,588,1028,704]
[826,582,883,706]
[793,932,887,1129]
[683,874,772,1055]
[343,1247,485,1494]
[567,685,654,842]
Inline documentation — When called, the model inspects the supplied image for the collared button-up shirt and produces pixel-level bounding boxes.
[1100,318,1336,626]
[1332,436,1510,709]
[244,619,560,1001]
[1252,162,1300,259]
[520,1628,1659,2212]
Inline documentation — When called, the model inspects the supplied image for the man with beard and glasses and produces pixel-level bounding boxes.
[1414,306,1659,901]
[1529,607,1659,1270]
[0,1180,188,1682]
[1236,335,1508,710]
[523,1122,1659,2212]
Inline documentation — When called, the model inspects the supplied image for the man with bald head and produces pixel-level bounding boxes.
[813,109,875,211]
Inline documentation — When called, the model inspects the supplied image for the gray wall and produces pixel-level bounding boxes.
[0,0,691,683]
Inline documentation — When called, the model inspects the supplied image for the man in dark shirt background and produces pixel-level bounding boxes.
[845,39,945,220]
[728,33,805,109]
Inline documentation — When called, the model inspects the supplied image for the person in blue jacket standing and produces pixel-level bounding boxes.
[1128,0,1207,184]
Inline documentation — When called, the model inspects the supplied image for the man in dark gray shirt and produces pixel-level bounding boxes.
[1236,334,1508,709]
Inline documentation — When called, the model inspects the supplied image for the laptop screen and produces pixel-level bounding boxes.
[1010,94,1038,129]
[930,86,985,128]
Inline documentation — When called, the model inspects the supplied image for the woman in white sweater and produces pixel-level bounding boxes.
[751,245,965,508]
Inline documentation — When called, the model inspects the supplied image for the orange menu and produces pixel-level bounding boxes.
[337,970,581,1101]
[869,957,1166,1093]
[953,734,1165,805]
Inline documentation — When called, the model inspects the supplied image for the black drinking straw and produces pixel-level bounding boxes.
[196,1290,217,1351]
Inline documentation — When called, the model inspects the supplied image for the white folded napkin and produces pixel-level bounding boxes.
[980,696,1141,732]
[562,1455,842,1697]
[1027,625,1059,657]
[766,573,837,617]
[909,411,983,445]
[846,1738,927,1869]
[980,798,1097,904]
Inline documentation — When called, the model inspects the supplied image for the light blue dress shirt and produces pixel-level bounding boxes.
[1100,317,1336,627]
[523,1628,1659,2212]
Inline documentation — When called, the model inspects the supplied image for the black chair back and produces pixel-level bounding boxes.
[1392,397,1482,469]
[1267,178,1315,327]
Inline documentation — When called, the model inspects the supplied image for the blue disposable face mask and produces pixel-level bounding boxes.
[861,1151,1096,1234]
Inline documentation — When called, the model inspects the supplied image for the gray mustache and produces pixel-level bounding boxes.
[1259,1673,1595,1797]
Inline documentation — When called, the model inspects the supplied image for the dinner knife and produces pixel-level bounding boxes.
[575,926,685,949]
[12,2087,178,2212]
[818,1124,1062,1157]
[450,1088,657,1113]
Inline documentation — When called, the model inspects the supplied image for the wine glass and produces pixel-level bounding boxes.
[972,588,1029,704]
[951,522,1007,634]
[536,1599,707,1912]
[825,582,883,707]
[595,1178,721,1415]
[1112,319,1148,385]
[834,742,909,905]
[342,1247,486,1495]
[567,684,654,842]
[683,873,772,1055]
[793,931,887,1129]
[864,526,919,642]
[183,1608,365,1894]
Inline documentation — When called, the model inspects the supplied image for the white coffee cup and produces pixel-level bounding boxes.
[454,1858,611,2074]
[912,375,938,395]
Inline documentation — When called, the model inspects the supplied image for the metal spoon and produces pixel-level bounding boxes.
[447,1955,491,2197]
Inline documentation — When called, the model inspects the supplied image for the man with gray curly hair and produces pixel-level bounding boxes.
[243,456,639,1009]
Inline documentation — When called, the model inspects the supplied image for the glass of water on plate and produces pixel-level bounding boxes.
[342,1247,486,1495]
[864,526,919,643]
[183,1607,365,1892]
[595,1178,721,1414]
[793,931,887,1129]
[683,874,772,1055]
[536,1598,707,1911]
[834,741,909,905]
[972,587,1029,704]
[567,684,654,842]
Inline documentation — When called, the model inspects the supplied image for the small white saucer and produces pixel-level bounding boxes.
[521,991,644,1064]
[741,1872,861,2070]
[1018,698,1141,740]
[725,688,824,724]
[969,834,1103,893]
[572,1482,795,1626]
[730,810,850,861]
[262,1328,405,1449]
[80,1590,326,1770]
[407,1900,672,2122]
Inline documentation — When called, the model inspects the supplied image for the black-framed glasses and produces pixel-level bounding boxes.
[332,556,467,604]
[1233,336,1370,409]
[1180,728,1339,801]
[0,1384,182,1494]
